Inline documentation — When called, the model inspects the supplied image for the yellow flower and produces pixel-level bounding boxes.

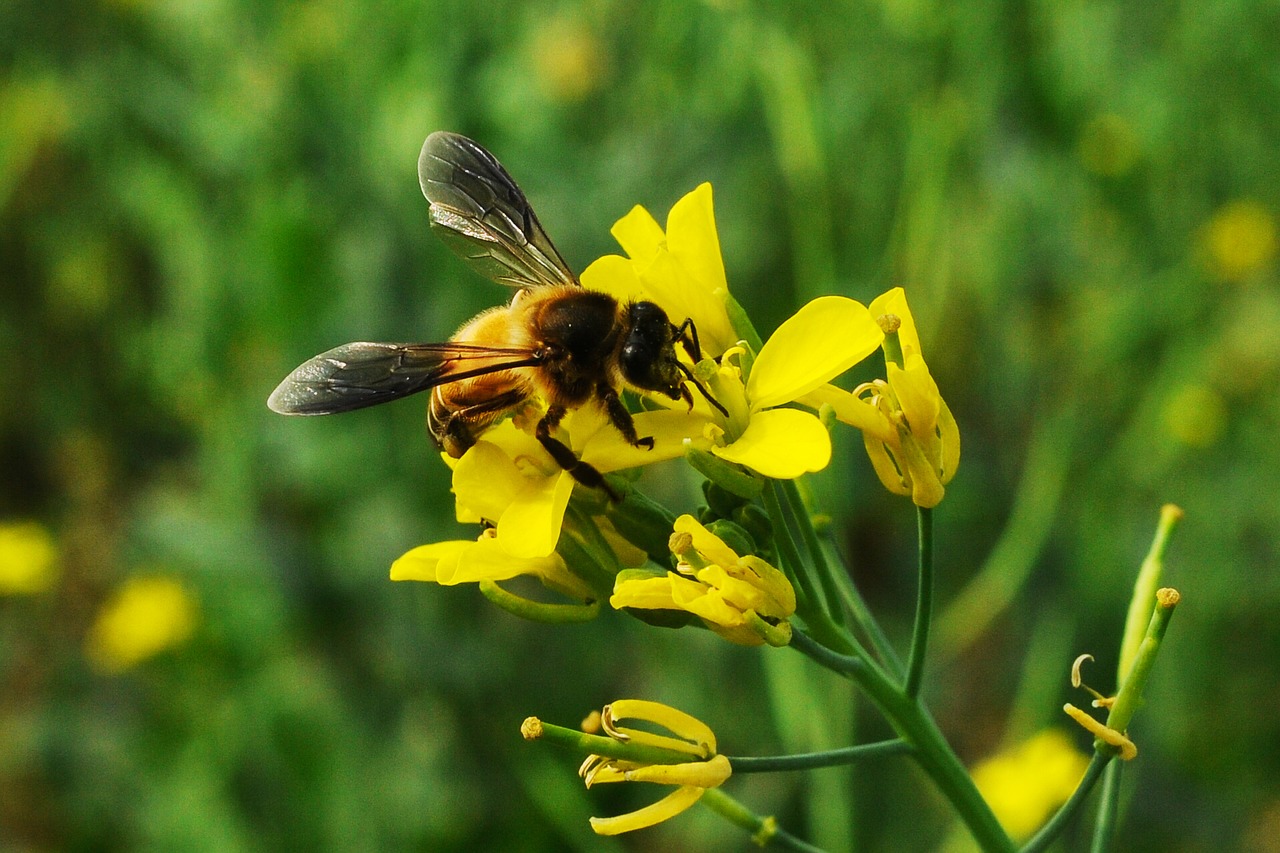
[0,520,59,595]
[582,182,738,358]
[85,576,197,672]
[805,287,959,506]
[585,183,884,480]
[610,515,794,646]
[390,528,593,603]
[699,296,884,479]
[1202,200,1276,282]
[580,699,733,835]
[971,730,1089,841]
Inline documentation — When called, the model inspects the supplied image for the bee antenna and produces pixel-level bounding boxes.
[676,362,729,418]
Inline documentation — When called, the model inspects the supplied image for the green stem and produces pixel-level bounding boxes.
[1090,760,1123,853]
[1019,751,1112,853]
[904,505,934,698]
[522,718,703,766]
[728,739,912,772]
[700,788,826,853]
[779,479,846,627]
[790,630,1014,853]
[824,539,904,676]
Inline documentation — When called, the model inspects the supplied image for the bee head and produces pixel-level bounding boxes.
[620,301,685,399]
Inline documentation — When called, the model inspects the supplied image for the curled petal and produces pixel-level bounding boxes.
[389,540,473,583]
[748,296,883,410]
[800,384,897,443]
[863,436,912,498]
[673,515,740,568]
[589,785,706,836]
[936,397,961,484]
[605,699,718,755]
[711,409,831,478]
[619,754,732,787]
[888,361,941,437]
[611,572,680,611]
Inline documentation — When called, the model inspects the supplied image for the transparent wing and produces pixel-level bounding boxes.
[267,341,540,415]
[418,131,578,289]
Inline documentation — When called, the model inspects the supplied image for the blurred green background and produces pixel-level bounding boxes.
[3,0,1278,850]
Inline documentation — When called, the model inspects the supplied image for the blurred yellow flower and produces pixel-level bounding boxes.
[1202,200,1277,282]
[1162,383,1227,448]
[582,182,739,358]
[530,18,607,102]
[805,287,959,506]
[971,729,1089,841]
[581,699,732,835]
[0,520,59,595]
[86,576,197,672]
[611,515,794,646]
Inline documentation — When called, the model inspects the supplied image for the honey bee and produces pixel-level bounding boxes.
[268,131,722,499]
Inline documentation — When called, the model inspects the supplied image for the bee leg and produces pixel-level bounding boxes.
[673,317,703,362]
[598,385,653,450]
[535,405,622,502]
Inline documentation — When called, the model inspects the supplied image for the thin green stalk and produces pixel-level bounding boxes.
[823,538,905,676]
[779,479,846,627]
[700,788,826,853]
[1090,760,1122,853]
[790,630,1014,853]
[904,505,934,698]
[728,739,912,772]
[1020,751,1112,853]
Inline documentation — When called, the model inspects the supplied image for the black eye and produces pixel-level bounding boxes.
[620,303,679,391]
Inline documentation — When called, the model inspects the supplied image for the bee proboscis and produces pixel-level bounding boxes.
[268,131,722,499]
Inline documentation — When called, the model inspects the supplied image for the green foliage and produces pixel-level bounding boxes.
[2,0,1277,850]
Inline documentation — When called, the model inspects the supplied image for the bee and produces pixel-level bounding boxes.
[268,131,723,499]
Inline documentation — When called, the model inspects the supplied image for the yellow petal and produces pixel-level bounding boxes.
[737,555,796,616]
[666,183,727,296]
[620,754,732,787]
[711,409,831,478]
[748,296,883,410]
[673,515,741,568]
[611,204,665,261]
[606,699,718,753]
[390,540,473,582]
[672,581,747,628]
[888,361,941,436]
[695,565,767,613]
[580,409,712,472]
[870,286,924,366]
[589,785,706,835]
[610,574,679,611]
[580,253,646,303]
[936,397,961,485]
[452,440,530,523]
[862,436,912,497]
[497,470,575,558]
[799,383,896,443]
[636,246,736,358]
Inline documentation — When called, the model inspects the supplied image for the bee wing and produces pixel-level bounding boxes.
[267,341,540,415]
[418,131,578,290]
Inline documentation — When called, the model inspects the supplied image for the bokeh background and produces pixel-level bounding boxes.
[3,1,1278,850]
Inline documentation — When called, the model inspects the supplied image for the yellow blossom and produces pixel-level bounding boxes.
[1202,200,1277,282]
[582,182,738,358]
[580,699,733,835]
[85,576,197,672]
[610,515,794,646]
[804,287,959,506]
[0,521,59,595]
[971,730,1090,841]
[390,528,593,603]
